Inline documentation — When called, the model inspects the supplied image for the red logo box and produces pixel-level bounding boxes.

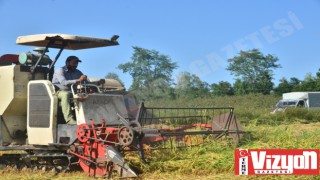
[235,149,319,175]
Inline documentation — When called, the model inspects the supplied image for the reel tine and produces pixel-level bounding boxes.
[117,113,130,126]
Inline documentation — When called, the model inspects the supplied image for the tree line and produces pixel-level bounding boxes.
[105,46,319,100]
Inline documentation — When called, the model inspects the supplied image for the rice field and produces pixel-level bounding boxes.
[1,95,320,179]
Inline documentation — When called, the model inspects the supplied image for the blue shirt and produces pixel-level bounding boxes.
[52,66,86,91]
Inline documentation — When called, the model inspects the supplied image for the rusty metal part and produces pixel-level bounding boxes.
[135,103,245,148]
[76,124,91,143]
[69,119,138,178]
[118,126,134,146]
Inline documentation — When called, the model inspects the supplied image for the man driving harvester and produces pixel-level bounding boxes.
[52,56,105,124]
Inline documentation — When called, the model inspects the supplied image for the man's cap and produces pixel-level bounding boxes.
[66,56,82,63]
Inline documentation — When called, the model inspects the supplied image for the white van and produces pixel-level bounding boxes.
[272,92,320,112]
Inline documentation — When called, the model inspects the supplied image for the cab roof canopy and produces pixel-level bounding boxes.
[16,34,119,50]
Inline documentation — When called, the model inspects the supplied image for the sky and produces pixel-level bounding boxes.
[0,0,320,89]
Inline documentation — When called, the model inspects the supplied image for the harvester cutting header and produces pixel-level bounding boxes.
[0,34,245,178]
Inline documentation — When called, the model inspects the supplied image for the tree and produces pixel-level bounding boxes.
[288,77,301,91]
[105,72,124,87]
[289,77,301,86]
[211,81,234,96]
[299,73,317,91]
[290,70,320,91]
[226,49,281,94]
[316,68,320,79]
[233,79,249,95]
[118,46,178,100]
[274,77,292,96]
[315,69,320,90]
[175,71,210,98]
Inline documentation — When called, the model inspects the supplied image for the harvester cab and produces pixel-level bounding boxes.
[0,34,136,145]
[0,34,140,177]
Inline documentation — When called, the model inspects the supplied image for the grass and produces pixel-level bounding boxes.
[133,122,320,179]
[0,124,318,179]
[1,94,320,179]
[0,167,88,179]
[145,94,280,123]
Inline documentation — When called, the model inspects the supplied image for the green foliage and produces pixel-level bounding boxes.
[274,70,320,93]
[227,49,281,94]
[175,71,210,98]
[118,46,178,100]
[297,73,318,91]
[211,81,234,96]
[233,79,249,95]
[273,77,293,96]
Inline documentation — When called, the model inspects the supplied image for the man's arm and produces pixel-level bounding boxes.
[54,68,87,85]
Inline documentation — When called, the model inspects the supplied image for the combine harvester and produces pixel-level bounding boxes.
[0,34,245,178]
